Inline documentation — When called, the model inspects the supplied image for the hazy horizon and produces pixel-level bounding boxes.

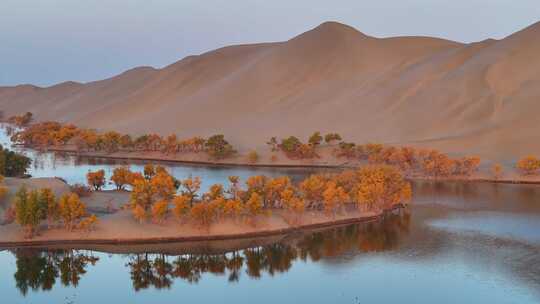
[1,0,539,86]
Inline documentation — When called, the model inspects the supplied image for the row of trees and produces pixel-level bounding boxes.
[11,121,236,159]
[10,186,98,238]
[336,143,482,178]
[267,132,342,160]
[84,164,411,230]
[9,119,538,179]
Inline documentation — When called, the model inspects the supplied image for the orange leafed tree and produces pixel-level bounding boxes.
[355,165,412,211]
[245,192,266,226]
[172,194,191,222]
[132,204,147,224]
[151,200,169,224]
[78,214,99,233]
[223,199,243,220]
[299,174,326,209]
[516,155,540,175]
[280,187,305,225]
[190,202,217,230]
[181,176,201,207]
[111,166,132,190]
[86,169,106,191]
[491,163,503,180]
[322,181,349,217]
[151,171,176,201]
[58,193,87,231]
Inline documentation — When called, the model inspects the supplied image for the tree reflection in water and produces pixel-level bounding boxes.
[13,249,99,296]
[12,212,410,294]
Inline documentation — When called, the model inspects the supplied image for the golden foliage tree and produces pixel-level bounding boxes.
[245,192,265,226]
[14,186,42,238]
[223,199,243,220]
[190,202,217,230]
[355,165,412,211]
[58,193,87,231]
[281,187,305,225]
[299,174,326,209]
[151,200,169,224]
[181,176,201,207]
[516,155,540,175]
[86,169,106,191]
[172,194,191,222]
[111,166,132,190]
[132,204,147,224]
[78,214,99,233]
[247,150,259,164]
[322,181,349,217]
[491,163,503,180]
[38,188,58,228]
[151,171,176,201]
[130,178,155,211]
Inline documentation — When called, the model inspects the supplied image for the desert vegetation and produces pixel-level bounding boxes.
[10,120,236,160]
[516,155,540,175]
[9,185,98,238]
[8,117,540,182]
[7,112,33,127]
[78,164,411,231]
[0,144,31,177]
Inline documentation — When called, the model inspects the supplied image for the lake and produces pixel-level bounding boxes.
[0,126,539,303]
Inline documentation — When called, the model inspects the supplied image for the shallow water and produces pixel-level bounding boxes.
[1,127,540,303]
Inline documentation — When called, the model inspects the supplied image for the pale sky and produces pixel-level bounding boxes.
[1,0,539,86]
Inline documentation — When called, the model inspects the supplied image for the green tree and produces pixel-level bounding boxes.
[308,131,323,146]
[205,134,236,159]
[324,133,342,144]
[14,186,43,238]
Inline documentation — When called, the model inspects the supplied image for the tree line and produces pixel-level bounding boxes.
[11,121,236,159]
[9,114,540,179]
[82,163,412,230]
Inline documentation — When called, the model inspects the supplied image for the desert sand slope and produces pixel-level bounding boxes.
[1,21,540,161]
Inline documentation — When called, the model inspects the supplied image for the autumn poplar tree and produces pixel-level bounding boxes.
[86,169,106,191]
[111,166,132,190]
[58,193,87,231]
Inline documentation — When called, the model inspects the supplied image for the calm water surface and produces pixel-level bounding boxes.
[0,127,539,303]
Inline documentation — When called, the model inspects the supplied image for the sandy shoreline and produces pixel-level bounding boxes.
[0,176,399,248]
[0,209,382,249]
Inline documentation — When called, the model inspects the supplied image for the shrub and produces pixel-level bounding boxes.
[308,132,323,146]
[247,150,259,164]
[205,134,236,159]
[70,183,92,197]
[279,136,301,154]
[324,133,342,144]
[516,156,540,175]
[491,163,503,180]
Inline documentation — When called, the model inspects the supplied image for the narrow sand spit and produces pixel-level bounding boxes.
[0,177,386,247]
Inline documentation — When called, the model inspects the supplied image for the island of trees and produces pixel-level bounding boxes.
[4,163,411,240]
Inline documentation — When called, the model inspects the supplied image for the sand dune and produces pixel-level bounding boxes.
[1,21,540,161]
